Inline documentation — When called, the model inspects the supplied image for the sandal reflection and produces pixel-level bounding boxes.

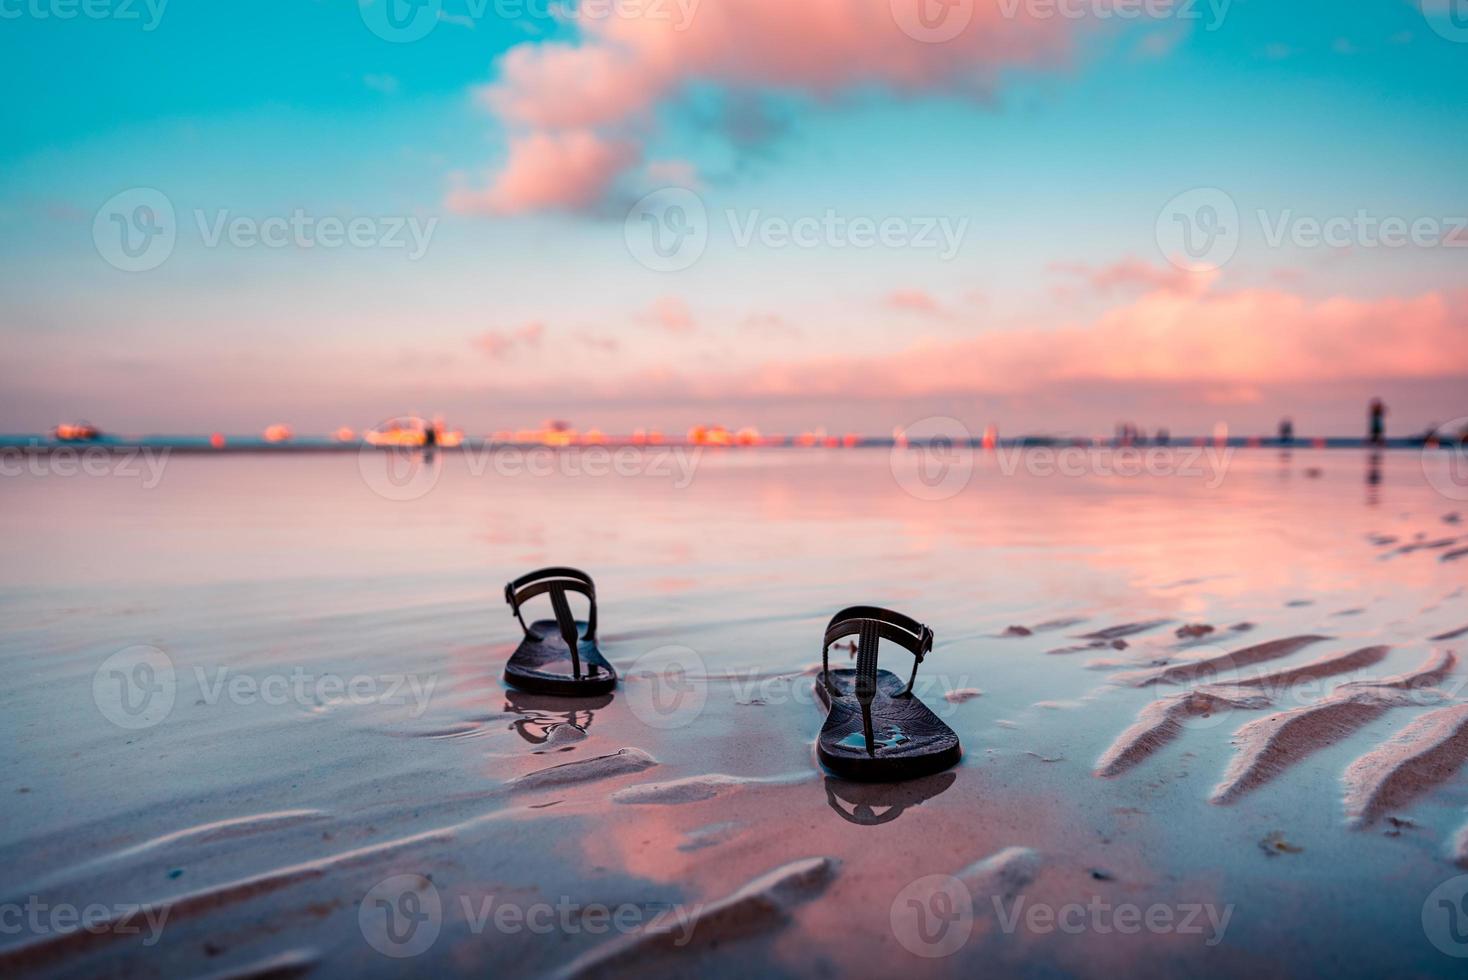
[503,688,613,747]
[823,771,957,825]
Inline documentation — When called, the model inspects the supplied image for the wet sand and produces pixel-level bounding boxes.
[2,448,1466,977]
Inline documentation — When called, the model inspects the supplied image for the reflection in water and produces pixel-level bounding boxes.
[504,689,612,747]
[823,771,957,825]
[1366,451,1382,506]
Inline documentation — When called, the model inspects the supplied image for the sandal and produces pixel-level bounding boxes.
[815,606,961,781]
[503,567,617,696]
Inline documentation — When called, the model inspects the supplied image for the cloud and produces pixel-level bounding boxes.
[577,332,621,354]
[726,271,1468,399]
[884,289,945,316]
[362,73,400,95]
[641,296,696,333]
[448,130,639,215]
[739,313,800,339]
[1050,257,1202,296]
[458,0,1085,213]
[473,322,545,359]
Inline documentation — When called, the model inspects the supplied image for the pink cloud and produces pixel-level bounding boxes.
[884,289,944,316]
[473,321,545,359]
[739,313,800,339]
[577,332,621,354]
[1050,257,1201,296]
[641,296,695,333]
[448,129,639,215]
[729,272,1468,398]
[460,0,1086,213]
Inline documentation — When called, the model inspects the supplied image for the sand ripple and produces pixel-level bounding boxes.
[1113,635,1330,687]
[557,856,838,978]
[1095,686,1272,777]
[611,772,808,805]
[1213,651,1457,805]
[509,748,658,793]
[1343,702,1468,827]
[1228,645,1389,689]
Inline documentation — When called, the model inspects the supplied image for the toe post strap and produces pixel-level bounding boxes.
[822,605,934,698]
[505,567,599,679]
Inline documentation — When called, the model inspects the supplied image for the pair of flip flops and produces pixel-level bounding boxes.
[502,567,961,781]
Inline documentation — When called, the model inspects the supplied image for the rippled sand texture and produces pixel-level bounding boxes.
[2,449,1466,977]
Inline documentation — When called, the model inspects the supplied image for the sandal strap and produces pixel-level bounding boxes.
[822,605,933,698]
[505,568,598,679]
[548,586,582,680]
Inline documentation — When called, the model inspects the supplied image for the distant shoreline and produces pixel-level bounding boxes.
[1,436,1462,454]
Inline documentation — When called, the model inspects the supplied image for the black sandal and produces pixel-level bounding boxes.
[503,567,617,696]
[815,606,961,781]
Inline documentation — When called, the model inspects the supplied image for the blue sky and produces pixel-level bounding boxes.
[2,0,1465,436]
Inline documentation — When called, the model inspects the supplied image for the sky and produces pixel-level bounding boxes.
[1,0,1465,438]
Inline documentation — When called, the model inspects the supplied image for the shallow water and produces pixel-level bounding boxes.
[1,447,1466,977]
